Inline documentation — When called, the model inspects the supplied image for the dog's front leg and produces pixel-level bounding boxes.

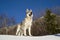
[28,27,32,36]
[24,28,27,36]
[21,32,23,36]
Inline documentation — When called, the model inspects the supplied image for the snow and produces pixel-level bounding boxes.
[0,34,60,40]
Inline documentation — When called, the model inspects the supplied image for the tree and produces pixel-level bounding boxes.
[44,9,57,34]
[0,14,16,28]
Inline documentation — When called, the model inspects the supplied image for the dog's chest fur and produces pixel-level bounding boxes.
[25,17,32,25]
[21,17,32,29]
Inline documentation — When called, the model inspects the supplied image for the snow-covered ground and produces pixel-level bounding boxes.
[0,34,60,40]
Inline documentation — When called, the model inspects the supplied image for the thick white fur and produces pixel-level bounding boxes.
[16,9,33,36]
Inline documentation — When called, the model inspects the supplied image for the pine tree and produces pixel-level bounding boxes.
[44,9,57,34]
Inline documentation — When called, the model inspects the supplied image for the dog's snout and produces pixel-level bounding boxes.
[31,12,32,15]
[29,12,32,16]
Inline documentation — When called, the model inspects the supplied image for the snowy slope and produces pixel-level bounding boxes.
[0,34,60,40]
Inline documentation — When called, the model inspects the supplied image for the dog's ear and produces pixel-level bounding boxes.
[26,9,29,13]
[30,9,32,12]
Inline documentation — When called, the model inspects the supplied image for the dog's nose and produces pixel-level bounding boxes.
[31,12,32,15]
[29,12,32,16]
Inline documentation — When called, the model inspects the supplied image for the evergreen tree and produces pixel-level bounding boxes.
[44,9,57,34]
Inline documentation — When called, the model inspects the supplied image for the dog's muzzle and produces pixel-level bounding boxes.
[29,12,32,16]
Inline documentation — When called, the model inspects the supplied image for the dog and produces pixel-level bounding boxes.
[16,9,33,36]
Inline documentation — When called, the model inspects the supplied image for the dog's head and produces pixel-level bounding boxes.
[26,9,33,18]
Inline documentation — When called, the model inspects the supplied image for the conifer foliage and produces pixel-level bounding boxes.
[44,9,58,34]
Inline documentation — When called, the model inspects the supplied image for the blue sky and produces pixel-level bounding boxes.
[0,0,60,23]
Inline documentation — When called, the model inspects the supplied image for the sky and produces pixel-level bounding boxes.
[0,0,60,23]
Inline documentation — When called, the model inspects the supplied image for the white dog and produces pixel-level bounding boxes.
[16,9,33,36]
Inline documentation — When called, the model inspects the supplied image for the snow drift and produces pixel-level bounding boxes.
[0,34,60,40]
